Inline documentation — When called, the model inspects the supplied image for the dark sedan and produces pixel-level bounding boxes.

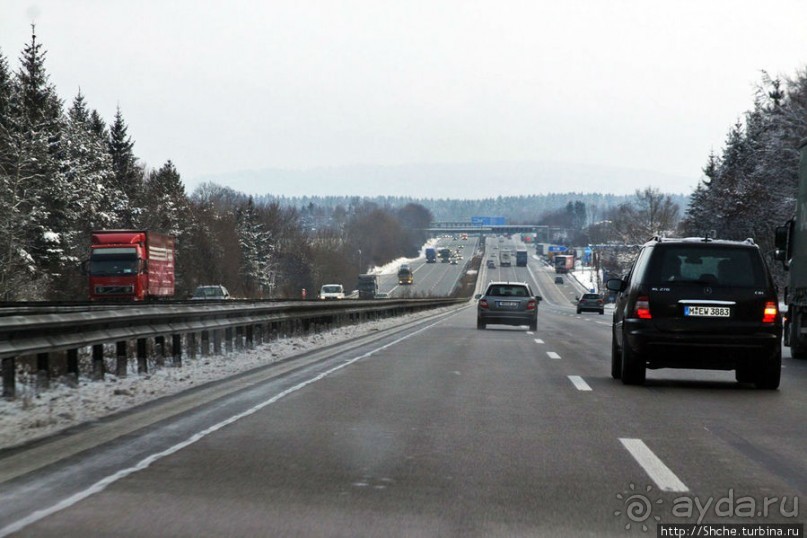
[476,281,541,331]
[576,293,604,314]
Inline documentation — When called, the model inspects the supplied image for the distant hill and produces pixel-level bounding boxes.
[190,160,697,200]
[250,192,690,225]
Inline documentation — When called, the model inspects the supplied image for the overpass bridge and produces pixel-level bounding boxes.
[426,222,558,241]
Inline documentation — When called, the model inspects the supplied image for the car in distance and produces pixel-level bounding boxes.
[554,276,564,284]
[486,259,496,269]
[607,236,782,389]
[375,291,391,299]
[319,284,346,300]
[577,293,604,314]
[191,285,232,300]
[475,281,542,331]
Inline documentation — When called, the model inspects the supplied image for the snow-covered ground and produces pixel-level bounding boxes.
[0,306,456,451]
[571,266,600,293]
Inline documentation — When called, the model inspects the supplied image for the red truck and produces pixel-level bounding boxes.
[85,230,175,301]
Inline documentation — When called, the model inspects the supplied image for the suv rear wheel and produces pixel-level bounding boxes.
[621,337,646,385]
[754,349,781,390]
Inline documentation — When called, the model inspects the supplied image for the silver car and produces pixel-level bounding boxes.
[475,281,541,330]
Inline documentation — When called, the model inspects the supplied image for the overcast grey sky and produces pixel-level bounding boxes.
[2,0,806,197]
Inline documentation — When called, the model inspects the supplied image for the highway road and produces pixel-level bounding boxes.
[377,236,479,298]
[1,238,805,536]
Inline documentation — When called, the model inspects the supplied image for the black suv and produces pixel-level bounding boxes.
[606,237,781,389]
[476,281,542,331]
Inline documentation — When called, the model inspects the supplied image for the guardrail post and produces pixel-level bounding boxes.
[225,328,234,353]
[172,334,182,367]
[155,336,166,367]
[2,357,15,399]
[235,326,244,351]
[246,325,254,349]
[201,330,210,356]
[66,348,79,386]
[116,341,127,377]
[188,333,197,359]
[213,330,222,355]
[137,338,148,374]
[92,344,105,380]
[37,352,50,390]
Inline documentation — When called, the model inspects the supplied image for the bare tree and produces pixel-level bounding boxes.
[609,187,680,244]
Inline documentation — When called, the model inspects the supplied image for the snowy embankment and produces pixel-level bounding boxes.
[367,238,439,276]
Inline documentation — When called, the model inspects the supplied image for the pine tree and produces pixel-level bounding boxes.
[0,28,65,298]
[236,197,275,297]
[108,106,143,226]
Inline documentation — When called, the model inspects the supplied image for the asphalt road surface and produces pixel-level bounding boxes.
[1,244,805,536]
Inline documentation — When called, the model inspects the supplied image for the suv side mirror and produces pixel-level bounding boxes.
[774,221,793,268]
[474,294,482,300]
[535,295,542,302]
[605,278,626,292]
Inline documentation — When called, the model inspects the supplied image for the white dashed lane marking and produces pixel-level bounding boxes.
[619,438,689,492]
[568,375,592,391]
[546,352,561,360]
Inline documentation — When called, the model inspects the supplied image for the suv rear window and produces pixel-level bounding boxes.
[649,246,766,288]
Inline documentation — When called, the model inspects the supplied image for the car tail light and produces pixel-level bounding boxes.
[479,299,489,309]
[527,299,537,310]
[635,296,652,319]
[762,301,778,323]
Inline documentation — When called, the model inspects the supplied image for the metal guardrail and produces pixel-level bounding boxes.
[0,298,465,399]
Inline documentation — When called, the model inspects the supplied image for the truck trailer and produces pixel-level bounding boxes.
[425,247,437,263]
[775,138,807,357]
[85,230,175,301]
[516,249,528,267]
[553,254,574,274]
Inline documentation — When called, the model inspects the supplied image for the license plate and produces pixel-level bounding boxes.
[497,301,519,308]
[684,306,730,317]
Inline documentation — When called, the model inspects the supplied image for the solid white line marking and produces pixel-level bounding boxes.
[547,351,561,359]
[619,438,689,492]
[568,375,592,391]
[534,339,544,344]
[526,331,534,335]
[0,315,456,538]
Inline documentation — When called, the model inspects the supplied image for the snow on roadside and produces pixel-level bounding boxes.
[0,306,455,451]
[367,238,439,276]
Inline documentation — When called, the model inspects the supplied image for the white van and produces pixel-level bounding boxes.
[319,284,345,300]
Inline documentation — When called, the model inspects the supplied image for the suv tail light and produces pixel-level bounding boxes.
[762,301,778,323]
[479,299,489,309]
[527,299,537,311]
[635,295,652,319]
